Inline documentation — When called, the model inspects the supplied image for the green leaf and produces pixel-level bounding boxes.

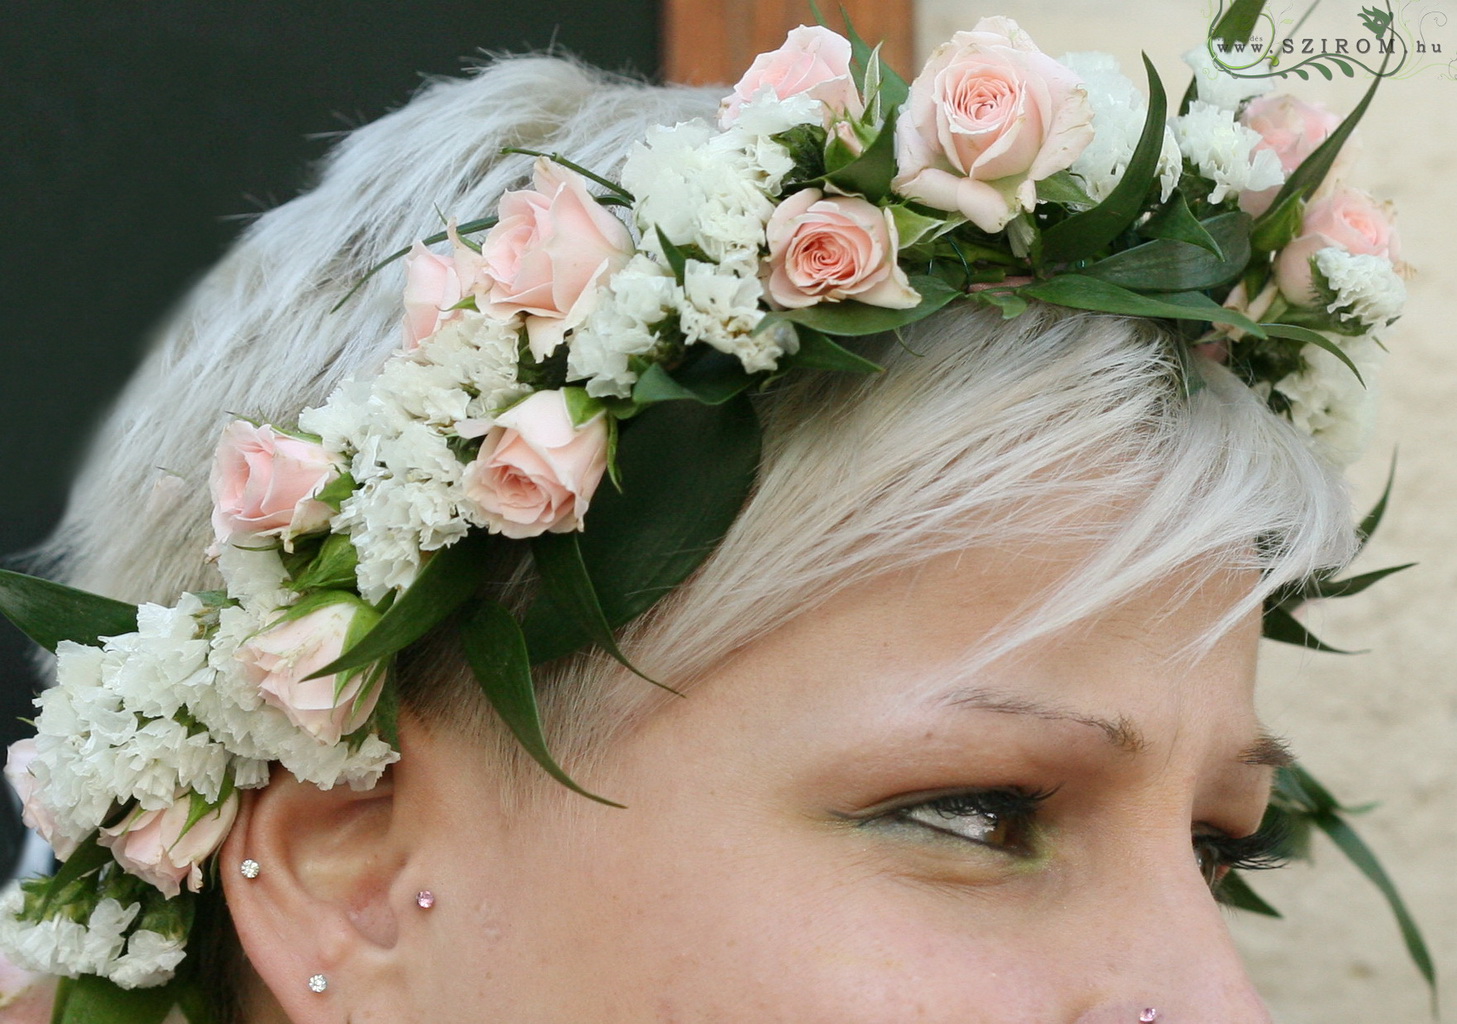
[308,531,493,679]
[58,973,181,1024]
[530,533,669,690]
[38,833,112,916]
[1035,170,1096,208]
[498,147,633,201]
[888,204,954,248]
[1219,870,1282,917]
[313,470,357,512]
[823,109,900,202]
[1039,55,1166,266]
[631,359,754,408]
[1080,212,1250,292]
[781,274,959,336]
[521,396,760,663]
[1212,0,1268,47]
[287,533,360,593]
[329,216,497,314]
[1358,454,1398,550]
[1261,603,1359,653]
[841,7,909,111]
[1019,276,1266,336]
[1249,188,1307,254]
[778,326,885,374]
[1254,63,1383,239]
[1139,192,1223,257]
[1305,562,1415,601]
[0,569,138,653]
[561,387,608,429]
[1313,811,1438,998]
[1260,323,1365,386]
[971,289,1030,320]
[656,226,688,286]
[460,600,622,806]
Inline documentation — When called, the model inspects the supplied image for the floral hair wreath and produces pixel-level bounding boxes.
[0,2,1434,1017]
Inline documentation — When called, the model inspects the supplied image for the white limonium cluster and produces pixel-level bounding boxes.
[0,890,184,989]
[1172,100,1285,205]
[1062,51,1182,205]
[1314,248,1407,330]
[1268,335,1386,466]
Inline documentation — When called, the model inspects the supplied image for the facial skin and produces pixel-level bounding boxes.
[225,549,1284,1024]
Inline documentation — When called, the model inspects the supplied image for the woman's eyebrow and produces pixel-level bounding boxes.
[1239,733,1295,769]
[938,687,1146,753]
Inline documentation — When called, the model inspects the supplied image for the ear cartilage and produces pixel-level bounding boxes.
[307,974,328,994]
[239,859,261,879]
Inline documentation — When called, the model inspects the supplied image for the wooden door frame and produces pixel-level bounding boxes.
[662,0,914,85]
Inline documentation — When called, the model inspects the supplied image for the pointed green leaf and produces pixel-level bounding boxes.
[1220,870,1282,917]
[1255,62,1384,239]
[1140,192,1224,257]
[522,396,760,663]
[38,833,112,916]
[631,358,754,407]
[499,148,634,201]
[460,600,622,806]
[313,470,357,512]
[530,533,670,690]
[1212,0,1268,46]
[1261,603,1359,653]
[823,109,900,202]
[59,971,180,1024]
[1035,170,1095,208]
[1019,276,1266,335]
[1081,212,1250,291]
[287,533,360,593]
[1260,323,1364,386]
[1307,562,1415,601]
[1313,811,1438,997]
[656,226,689,286]
[1040,55,1166,266]
[778,326,885,374]
[841,7,909,110]
[0,569,138,654]
[308,531,492,679]
[1358,454,1398,550]
[781,274,958,336]
[1250,188,1307,254]
[888,204,954,248]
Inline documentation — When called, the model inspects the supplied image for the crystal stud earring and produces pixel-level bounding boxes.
[239,859,260,879]
[1139,1010,1159,1022]
[416,890,436,909]
[307,974,328,994]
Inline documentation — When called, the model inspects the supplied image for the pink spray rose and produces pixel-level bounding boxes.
[401,241,465,349]
[1275,186,1399,304]
[237,597,382,745]
[1239,94,1342,217]
[210,421,342,550]
[463,389,609,540]
[477,158,634,360]
[99,792,239,899]
[718,25,864,128]
[4,739,77,860]
[893,17,1093,233]
[765,189,920,309]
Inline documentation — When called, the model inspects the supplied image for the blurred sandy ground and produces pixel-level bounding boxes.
[914,2,1457,1020]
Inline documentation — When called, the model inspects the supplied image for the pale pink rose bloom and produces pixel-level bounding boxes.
[1275,186,1399,304]
[477,159,633,360]
[401,241,464,350]
[1239,95,1342,217]
[3,740,77,861]
[765,189,920,309]
[463,390,609,540]
[237,600,379,745]
[893,17,1093,233]
[718,25,864,128]
[99,793,239,899]
[0,954,52,1022]
[210,421,342,550]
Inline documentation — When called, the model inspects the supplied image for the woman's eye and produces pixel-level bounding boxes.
[1192,818,1291,892]
[879,788,1050,855]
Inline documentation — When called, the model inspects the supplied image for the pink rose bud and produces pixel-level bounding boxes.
[1239,94,1342,217]
[463,389,609,540]
[1275,186,1399,305]
[99,792,239,899]
[893,17,1094,232]
[3,739,78,861]
[766,189,920,310]
[210,421,343,550]
[718,25,865,128]
[401,241,464,350]
[237,597,382,745]
[478,159,634,361]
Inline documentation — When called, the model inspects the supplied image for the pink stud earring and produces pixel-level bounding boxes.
[1139,1010,1159,1022]
[415,890,436,909]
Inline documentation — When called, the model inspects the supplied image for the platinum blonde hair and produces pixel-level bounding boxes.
[38,57,1357,773]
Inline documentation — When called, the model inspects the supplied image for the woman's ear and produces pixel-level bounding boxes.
[220,765,409,1022]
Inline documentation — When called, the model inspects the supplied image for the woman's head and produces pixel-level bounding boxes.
[31,51,1359,1024]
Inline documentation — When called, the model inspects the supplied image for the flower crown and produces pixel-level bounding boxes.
[0,7,1431,1016]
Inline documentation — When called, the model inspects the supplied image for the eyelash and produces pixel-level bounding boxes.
[1195,816,1291,891]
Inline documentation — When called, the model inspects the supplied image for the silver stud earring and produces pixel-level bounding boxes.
[1139,1010,1159,1023]
[415,890,436,909]
[308,974,328,994]
[239,859,260,879]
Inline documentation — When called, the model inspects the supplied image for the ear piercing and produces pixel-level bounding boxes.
[239,859,260,879]
[308,973,328,993]
[1139,1010,1159,1022]
[415,890,436,909]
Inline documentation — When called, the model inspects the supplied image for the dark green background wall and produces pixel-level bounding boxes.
[0,2,658,802]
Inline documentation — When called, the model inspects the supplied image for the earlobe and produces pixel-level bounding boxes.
[221,767,406,1021]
